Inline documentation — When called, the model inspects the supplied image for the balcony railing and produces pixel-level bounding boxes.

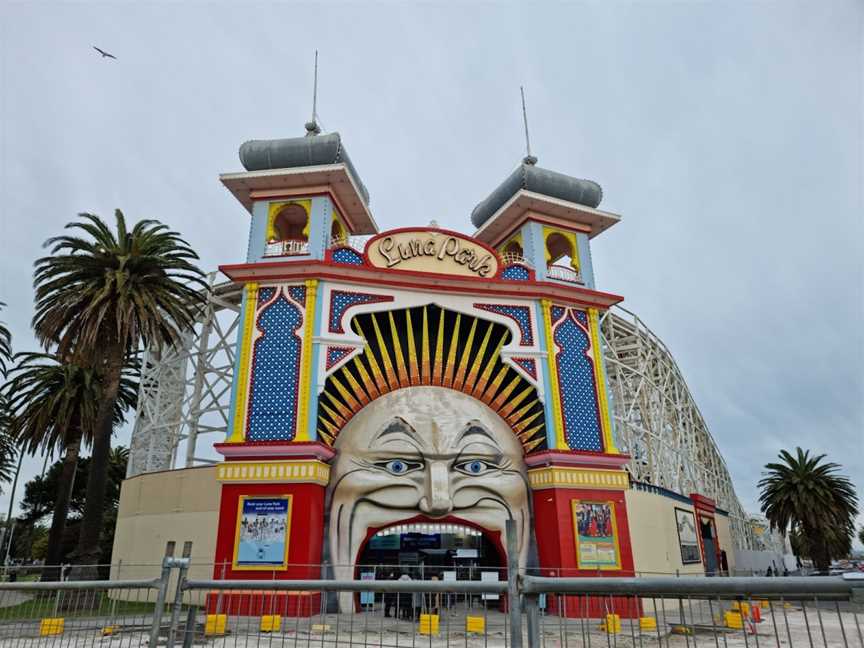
[500,253,533,268]
[546,264,584,285]
[263,239,310,257]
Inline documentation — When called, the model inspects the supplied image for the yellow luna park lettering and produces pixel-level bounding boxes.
[376,236,494,278]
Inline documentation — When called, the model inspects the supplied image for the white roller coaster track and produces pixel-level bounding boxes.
[127,278,756,550]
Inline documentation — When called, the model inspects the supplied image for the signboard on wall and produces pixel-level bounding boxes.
[675,507,702,564]
[571,500,621,570]
[365,228,500,278]
[234,495,292,570]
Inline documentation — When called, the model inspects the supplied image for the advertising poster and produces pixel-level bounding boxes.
[571,500,620,570]
[234,496,292,569]
[675,508,702,564]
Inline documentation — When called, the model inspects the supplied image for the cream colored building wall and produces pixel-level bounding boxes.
[111,465,220,585]
[714,512,735,572]
[625,488,733,577]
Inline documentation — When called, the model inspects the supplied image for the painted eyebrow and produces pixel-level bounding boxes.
[372,417,422,443]
[455,423,499,446]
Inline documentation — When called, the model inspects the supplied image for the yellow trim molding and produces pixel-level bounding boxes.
[528,466,629,490]
[541,300,566,449]
[217,460,330,486]
[295,279,318,441]
[228,283,259,443]
[588,308,618,454]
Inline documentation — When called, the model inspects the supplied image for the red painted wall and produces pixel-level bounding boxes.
[532,486,639,618]
[213,482,326,581]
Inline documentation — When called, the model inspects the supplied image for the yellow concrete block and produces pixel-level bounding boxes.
[466,615,485,634]
[205,614,227,636]
[725,611,744,630]
[40,618,64,636]
[260,615,281,633]
[101,625,119,636]
[419,613,439,635]
[759,600,770,609]
[601,614,621,634]
[731,601,750,616]
[639,616,657,631]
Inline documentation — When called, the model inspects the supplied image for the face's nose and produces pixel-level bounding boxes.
[419,460,453,517]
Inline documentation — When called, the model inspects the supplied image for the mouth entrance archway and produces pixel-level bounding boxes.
[352,519,507,613]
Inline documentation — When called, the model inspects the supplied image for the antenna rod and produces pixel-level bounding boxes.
[520,86,536,165]
[312,50,319,122]
[306,51,322,136]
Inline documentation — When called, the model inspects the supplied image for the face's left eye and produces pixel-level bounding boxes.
[376,459,423,475]
[455,459,496,476]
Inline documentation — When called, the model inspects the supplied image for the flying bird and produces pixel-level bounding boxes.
[92,46,117,60]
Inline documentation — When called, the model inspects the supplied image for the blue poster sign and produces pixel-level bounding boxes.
[235,496,291,568]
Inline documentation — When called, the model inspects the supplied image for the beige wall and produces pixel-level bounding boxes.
[111,465,220,585]
[714,512,735,572]
[625,489,732,577]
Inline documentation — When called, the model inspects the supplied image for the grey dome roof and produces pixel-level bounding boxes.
[471,163,602,229]
[238,132,369,205]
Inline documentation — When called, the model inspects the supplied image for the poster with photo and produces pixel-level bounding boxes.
[571,501,620,569]
[675,507,701,564]
[234,496,292,569]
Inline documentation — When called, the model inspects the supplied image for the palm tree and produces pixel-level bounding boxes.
[858,526,864,548]
[2,353,139,578]
[0,302,11,378]
[759,447,859,569]
[32,211,205,572]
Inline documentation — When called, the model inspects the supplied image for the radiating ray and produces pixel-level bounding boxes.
[370,313,398,390]
[388,311,411,389]
[465,322,495,394]
[472,330,508,399]
[480,364,511,405]
[452,318,478,392]
[331,374,362,412]
[500,384,534,420]
[489,374,523,411]
[353,355,380,400]
[432,308,445,385]
[405,309,420,385]
[353,321,388,395]
[442,313,461,388]
[421,306,431,383]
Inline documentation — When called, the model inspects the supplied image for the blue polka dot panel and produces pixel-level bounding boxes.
[328,291,394,333]
[331,247,364,266]
[511,357,538,379]
[552,307,603,451]
[326,345,355,370]
[501,264,531,281]
[246,287,305,442]
[474,303,534,346]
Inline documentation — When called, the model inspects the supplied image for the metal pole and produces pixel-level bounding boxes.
[506,519,522,648]
[149,543,176,646]
[166,542,193,647]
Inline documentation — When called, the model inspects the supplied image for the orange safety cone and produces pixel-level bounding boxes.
[750,603,762,623]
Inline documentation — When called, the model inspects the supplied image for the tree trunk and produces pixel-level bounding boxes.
[72,347,124,579]
[41,438,80,582]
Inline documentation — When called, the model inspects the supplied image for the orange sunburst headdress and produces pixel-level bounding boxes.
[316,304,547,453]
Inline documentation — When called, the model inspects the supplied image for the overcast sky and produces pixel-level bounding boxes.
[1,2,861,545]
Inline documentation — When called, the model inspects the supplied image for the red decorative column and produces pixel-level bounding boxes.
[527,450,639,618]
[209,442,333,616]
[690,493,723,576]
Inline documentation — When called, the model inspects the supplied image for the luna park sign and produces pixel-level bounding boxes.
[365,229,501,278]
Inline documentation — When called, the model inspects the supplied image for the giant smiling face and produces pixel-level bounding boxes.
[327,387,531,611]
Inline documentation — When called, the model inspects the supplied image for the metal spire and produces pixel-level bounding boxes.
[520,86,537,165]
[305,50,321,136]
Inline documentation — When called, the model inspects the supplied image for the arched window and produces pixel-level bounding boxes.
[503,240,524,257]
[272,204,308,243]
[330,218,345,243]
[545,232,575,268]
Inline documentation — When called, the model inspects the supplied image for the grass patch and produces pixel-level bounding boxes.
[0,592,159,622]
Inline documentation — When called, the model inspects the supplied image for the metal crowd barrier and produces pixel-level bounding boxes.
[0,553,859,646]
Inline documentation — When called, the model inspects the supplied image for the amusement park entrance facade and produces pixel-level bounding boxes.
[112,130,789,617]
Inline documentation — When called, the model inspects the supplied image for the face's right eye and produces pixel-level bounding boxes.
[376,459,423,475]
